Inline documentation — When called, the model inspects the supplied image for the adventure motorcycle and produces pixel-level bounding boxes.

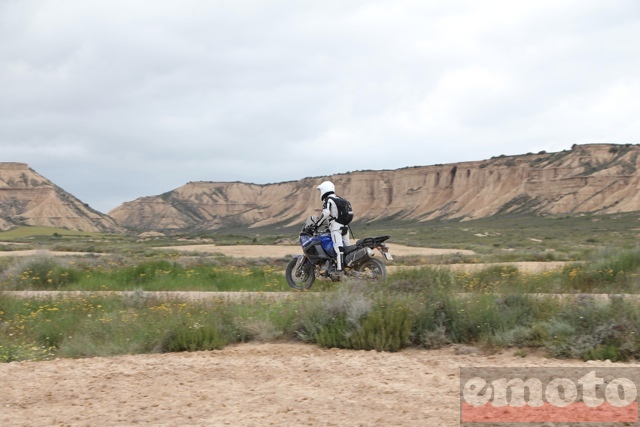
[285,216,393,290]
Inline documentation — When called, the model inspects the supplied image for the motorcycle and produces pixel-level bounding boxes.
[285,216,393,290]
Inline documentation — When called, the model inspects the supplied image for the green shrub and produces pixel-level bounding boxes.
[306,300,413,352]
[7,257,81,290]
[0,342,56,363]
[159,324,227,352]
[542,296,640,361]
[583,344,626,362]
[560,248,640,292]
[296,283,413,352]
[492,325,545,348]
[388,266,454,292]
[114,260,183,285]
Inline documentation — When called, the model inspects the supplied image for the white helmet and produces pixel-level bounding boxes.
[317,181,335,199]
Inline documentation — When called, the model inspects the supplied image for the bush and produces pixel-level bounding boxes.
[388,266,454,292]
[159,324,227,352]
[296,283,413,352]
[560,248,640,292]
[542,296,640,361]
[6,257,80,290]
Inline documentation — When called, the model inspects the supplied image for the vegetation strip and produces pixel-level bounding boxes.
[5,290,640,303]
[1,290,304,302]
[3,284,640,364]
[2,246,640,363]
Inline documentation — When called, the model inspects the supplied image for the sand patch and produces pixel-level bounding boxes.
[0,343,630,426]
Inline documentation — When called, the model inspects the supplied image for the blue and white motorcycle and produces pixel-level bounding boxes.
[285,216,393,290]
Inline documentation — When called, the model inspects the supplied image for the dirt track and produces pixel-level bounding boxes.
[1,342,631,427]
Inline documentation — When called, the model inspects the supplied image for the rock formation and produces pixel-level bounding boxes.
[109,144,640,232]
[0,163,124,233]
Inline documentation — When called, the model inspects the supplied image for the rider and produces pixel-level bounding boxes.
[315,181,351,271]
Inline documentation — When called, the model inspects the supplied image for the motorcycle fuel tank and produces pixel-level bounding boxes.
[300,234,336,258]
[320,235,336,257]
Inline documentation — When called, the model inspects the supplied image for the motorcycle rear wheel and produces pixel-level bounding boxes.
[354,257,387,281]
[285,257,315,290]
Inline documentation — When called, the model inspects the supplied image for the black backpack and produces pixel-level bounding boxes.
[329,196,354,225]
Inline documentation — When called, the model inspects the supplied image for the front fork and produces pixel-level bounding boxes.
[294,255,308,276]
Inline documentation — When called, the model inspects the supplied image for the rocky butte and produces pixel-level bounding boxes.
[0,162,124,233]
[109,144,640,232]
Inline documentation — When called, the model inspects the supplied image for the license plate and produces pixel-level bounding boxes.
[383,251,393,261]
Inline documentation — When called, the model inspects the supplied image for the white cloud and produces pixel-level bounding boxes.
[0,0,638,213]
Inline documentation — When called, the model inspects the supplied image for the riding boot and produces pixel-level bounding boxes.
[336,247,344,271]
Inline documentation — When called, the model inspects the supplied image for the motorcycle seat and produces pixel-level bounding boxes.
[343,244,360,254]
[343,236,389,254]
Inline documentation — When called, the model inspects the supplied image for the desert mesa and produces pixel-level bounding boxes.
[1,143,640,233]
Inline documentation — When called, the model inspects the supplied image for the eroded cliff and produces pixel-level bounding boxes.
[0,163,124,233]
[109,144,640,231]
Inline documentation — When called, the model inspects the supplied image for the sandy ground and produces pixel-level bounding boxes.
[1,342,629,427]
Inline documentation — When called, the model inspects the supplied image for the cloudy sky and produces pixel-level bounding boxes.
[1,0,639,213]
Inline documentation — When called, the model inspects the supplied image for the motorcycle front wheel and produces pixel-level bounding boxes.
[285,256,315,290]
[354,257,387,281]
